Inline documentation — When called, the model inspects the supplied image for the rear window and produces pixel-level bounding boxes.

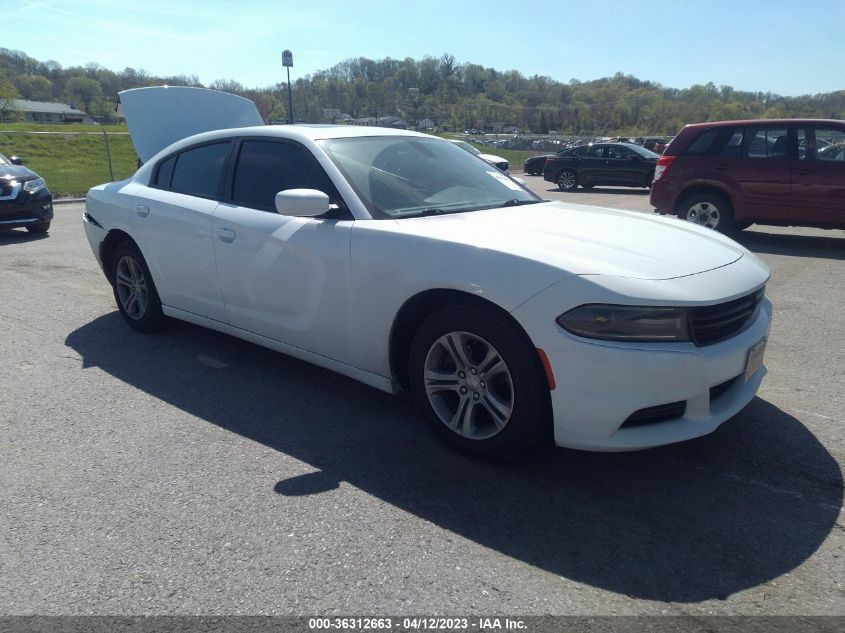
[683,129,720,156]
[168,142,231,199]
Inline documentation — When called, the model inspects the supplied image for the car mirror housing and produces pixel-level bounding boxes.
[10,156,23,166]
[274,189,331,217]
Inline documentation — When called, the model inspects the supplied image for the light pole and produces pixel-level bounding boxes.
[282,49,294,124]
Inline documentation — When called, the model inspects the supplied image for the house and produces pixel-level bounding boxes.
[352,116,408,129]
[13,99,94,124]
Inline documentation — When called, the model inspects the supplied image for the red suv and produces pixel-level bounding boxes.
[650,119,845,233]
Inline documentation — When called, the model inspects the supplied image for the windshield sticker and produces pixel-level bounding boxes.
[487,171,522,191]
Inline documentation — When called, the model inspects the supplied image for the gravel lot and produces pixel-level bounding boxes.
[1,192,843,617]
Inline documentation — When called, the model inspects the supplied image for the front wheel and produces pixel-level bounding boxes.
[409,304,551,460]
[27,222,50,234]
[556,169,578,191]
[678,192,735,234]
[110,241,167,332]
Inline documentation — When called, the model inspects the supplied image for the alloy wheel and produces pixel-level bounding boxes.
[115,255,149,320]
[423,331,514,440]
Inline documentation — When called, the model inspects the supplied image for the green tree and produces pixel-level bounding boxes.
[0,70,21,122]
[65,75,103,113]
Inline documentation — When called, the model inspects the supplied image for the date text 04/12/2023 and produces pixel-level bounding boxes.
[307,617,528,630]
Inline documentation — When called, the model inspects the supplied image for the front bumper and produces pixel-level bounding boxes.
[0,187,53,230]
[514,273,772,451]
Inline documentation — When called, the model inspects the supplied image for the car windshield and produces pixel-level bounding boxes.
[0,153,10,166]
[452,140,481,156]
[320,136,539,219]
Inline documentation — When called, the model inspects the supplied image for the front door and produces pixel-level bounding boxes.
[211,139,355,364]
[792,125,845,226]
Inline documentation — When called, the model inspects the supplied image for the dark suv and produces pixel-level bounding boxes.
[650,119,845,233]
[0,152,53,234]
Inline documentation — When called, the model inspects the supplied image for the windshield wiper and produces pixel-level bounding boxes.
[501,199,542,207]
[410,208,448,217]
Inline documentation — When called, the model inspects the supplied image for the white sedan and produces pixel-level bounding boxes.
[83,87,771,459]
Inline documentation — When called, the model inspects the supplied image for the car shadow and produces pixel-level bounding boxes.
[65,314,843,603]
[0,229,49,244]
[735,229,845,261]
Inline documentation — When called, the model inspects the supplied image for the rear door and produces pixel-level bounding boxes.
[721,125,791,221]
[792,124,845,226]
[133,140,231,322]
[577,144,607,185]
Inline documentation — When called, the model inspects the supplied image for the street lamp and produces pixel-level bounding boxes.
[282,49,294,124]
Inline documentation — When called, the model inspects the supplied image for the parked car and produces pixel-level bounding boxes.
[85,86,771,459]
[636,136,673,154]
[0,152,53,234]
[450,139,509,173]
[523,149,568,176]
[542,143,660,191]
[650,119,845,233]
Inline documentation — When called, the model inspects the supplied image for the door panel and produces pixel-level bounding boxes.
[212,205,354,364]
[791,126,845,226]
[130,186,225,322]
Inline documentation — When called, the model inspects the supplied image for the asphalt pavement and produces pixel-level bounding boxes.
[1,195,843,617]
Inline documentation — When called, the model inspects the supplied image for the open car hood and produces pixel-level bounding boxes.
[119,86,264,163]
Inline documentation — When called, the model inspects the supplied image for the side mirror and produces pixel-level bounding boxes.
[10,156,23,165]
[274,189,331,217]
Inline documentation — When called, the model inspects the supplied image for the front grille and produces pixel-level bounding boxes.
[0,182,20,200]
[691,288,764,346]
[621,401,686,428]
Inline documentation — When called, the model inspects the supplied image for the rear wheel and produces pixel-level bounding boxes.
[110,241,167,332]
[556,169,578,191]
[678,192,735,234]
[409,304,551,460]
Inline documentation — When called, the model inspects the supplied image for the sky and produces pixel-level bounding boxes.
[4,0,845,97]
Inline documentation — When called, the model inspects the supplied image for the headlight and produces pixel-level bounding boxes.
[23,178,46,194]
[557,305,691,342]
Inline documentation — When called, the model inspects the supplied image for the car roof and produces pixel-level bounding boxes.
[682,118,844,129]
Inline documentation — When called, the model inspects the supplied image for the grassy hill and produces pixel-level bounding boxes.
[0,123,138,197]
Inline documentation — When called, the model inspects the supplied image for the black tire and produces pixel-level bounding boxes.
[109,241,167,333]
[409,304,551,460]
[677,192,735,234]
[26,222,50,234]
[556,169,578,191]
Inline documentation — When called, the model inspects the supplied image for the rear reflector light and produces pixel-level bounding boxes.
[653,155,677,181]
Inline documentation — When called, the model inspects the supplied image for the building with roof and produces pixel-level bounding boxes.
[352,115,408,129]
[13,100,94,124]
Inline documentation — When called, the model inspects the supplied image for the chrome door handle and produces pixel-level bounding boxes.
[136,205,150,217]
[216,228,236,243]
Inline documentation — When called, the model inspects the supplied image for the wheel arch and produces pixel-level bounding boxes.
[100,229,138,283]
[389,289,542,391]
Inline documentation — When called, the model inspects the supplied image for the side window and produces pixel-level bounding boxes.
[684,129,720,156]
[720,129,743,158]
[585,145,606,158]
[607,146,632,160]
[170,142,231,198]
[801,127,845,162]
[231,140,343,213]
[744,127,788,159]
[154,155,176,188]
